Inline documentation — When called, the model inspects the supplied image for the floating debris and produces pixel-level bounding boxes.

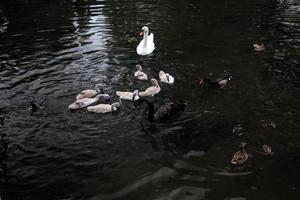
[231,142,248,166]
[128,37,138,43]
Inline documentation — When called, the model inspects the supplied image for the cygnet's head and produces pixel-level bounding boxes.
[112,102,121,111]
[95,84,104,93]
[95,94,110,100]
[151,78,159,87]
[68,101,84,110]
[132,90,140,101]
[136,64,143,71]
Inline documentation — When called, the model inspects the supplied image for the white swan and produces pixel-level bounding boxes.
[76,84,104,100]
[134,65,148,80]
[87,102,121,113]
[68,94,110,110]
[136,26,155,56]
[116,90,139,101]
[139,78,161,97]
[159,71,175,84]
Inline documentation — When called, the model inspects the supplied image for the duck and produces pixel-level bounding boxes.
[116,90,139,101]
[68,94,110,110]
[159,71,174,84]
[231,142,249,166]
[138,98,186,122]
[136,26,155,56]
[253,43,265,52]
[139,78,161,97]
[198,76,232,88]
[134,65,148,80]
[76,84,104,100]
[87,99,121,113]
[262,144,274,155]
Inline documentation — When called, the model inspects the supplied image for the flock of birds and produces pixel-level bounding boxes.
[67,26,271,167]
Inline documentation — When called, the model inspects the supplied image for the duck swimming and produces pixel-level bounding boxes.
[139,78,161,97]
[134,65,148,80]
[198,76,232,88]
[116,90,139,101]
[76,84,104,100]
[136,26,155,56]
[231,142,249,166]
[68,94,110,110]
[159,71,174,84]
[138,98,185,122]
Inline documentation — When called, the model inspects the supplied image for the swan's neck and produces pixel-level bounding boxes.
[142,99,155,121]
[143,31,148,48]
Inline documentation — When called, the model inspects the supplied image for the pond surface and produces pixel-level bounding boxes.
[0,0,299,199]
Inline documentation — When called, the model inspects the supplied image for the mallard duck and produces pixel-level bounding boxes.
[139,78,161,97]
[159,71,174,84]
[134,65,148,80]
[68,94,110,110]
[76,84,104,100]
[138,98,185,122]
[116,90,139,101]
[231,142,248,165]
[253,43,265,52]
[136,26,155,56]
[198,76,232,88]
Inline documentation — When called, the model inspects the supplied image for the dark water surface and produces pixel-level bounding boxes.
[0,0,299,199]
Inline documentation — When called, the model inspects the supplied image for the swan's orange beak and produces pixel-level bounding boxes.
[139,32,143,36]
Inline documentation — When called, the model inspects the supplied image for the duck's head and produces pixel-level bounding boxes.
[140,26,149,36]
[151,78,159,87]
[239,142,247,149]
[112,102,121,111]
[198,78,204,85]
[132,90,140,101]
[136,64,142,71]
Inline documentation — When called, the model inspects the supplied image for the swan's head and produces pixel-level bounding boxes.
[151,78,159,87]
[136,64,143,71]
[112,102,121,111]
[132,90,140,101]
[95,84,104,93]
[140,26,149,36]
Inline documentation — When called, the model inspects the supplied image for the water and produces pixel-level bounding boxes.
[0,0,299,199]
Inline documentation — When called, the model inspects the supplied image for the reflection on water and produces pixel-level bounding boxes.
[0,0,299,199]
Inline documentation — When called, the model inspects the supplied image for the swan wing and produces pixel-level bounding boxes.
[147,33,155,54]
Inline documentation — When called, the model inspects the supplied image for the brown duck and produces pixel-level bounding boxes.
[231,142,248,166]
